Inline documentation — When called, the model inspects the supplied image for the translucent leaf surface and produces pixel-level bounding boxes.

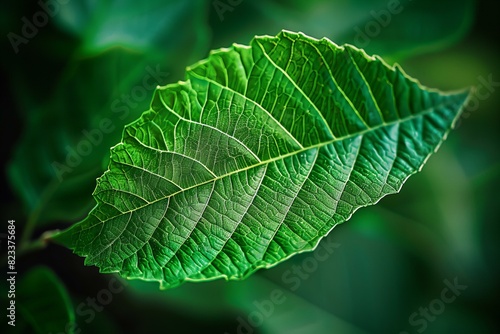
[53,31,469,289]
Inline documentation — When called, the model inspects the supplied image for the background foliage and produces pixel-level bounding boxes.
[1,0,499,333]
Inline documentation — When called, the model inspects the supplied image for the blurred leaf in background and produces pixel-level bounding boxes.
[4,0,210,226]
[208,0,475,59]
[1,0,499,333]
[1,266,74,333]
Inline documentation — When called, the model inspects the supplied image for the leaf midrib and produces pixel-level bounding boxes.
[93,102,446,225]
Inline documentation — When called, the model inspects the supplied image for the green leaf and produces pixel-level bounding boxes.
[7,0,209,226]
[8,51,166,225]
[17,266,75,334]
[53,30,469,289]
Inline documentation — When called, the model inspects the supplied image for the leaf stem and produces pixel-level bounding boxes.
[18,179,59,250]
[1,230,59,267]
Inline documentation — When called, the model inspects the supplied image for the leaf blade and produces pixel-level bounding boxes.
[53,30,469,289]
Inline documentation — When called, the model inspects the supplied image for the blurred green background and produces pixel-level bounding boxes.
[1,0,499,333]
